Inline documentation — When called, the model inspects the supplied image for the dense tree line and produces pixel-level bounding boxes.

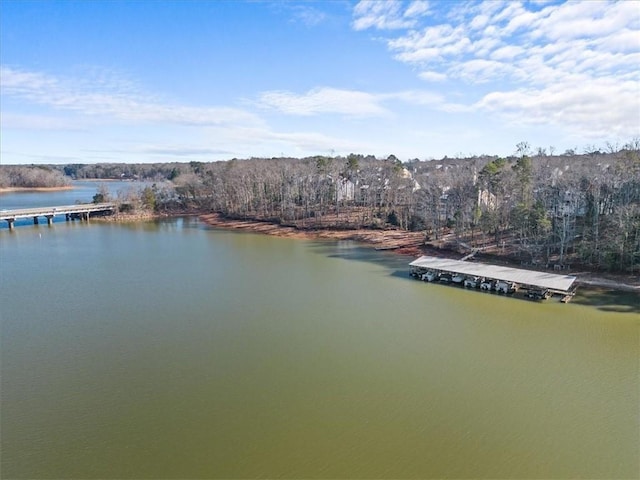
[3,140,639,273]
[168,145,639,274]
[60,162,189,181]
[0,162,189,182]
[0,165,71,188]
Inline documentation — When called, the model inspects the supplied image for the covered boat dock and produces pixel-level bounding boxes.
[409,255,577,300]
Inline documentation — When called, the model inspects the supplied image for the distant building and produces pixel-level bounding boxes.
[554,190,586,217]
[336,178,355,202]
[477,189,497,209]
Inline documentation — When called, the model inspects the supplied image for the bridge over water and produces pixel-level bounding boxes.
[0,203,115,229]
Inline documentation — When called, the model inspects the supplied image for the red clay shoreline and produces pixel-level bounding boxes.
[94,210,638,294]
[196,213,639,294]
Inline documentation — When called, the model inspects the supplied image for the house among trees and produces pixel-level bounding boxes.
[3,140,638,273]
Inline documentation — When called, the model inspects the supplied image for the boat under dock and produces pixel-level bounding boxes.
[409,255,578,300]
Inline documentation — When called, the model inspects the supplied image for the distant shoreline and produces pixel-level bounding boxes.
[7,203,636,294]
[0,179,141,193]
[0,186,74,193]
[77,178,136,182]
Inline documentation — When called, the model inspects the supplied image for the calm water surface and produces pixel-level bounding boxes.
[0,180,145,208]
[0,180,151,229]
[1,211,638,478]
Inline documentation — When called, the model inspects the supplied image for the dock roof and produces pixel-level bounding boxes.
[409,256,577,292]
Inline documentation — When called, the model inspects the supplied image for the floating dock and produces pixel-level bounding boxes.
[409,255,577,299]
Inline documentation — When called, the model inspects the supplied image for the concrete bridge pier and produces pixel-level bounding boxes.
[1,203,114,230]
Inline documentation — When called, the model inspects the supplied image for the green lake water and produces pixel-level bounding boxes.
[1,217,638,479]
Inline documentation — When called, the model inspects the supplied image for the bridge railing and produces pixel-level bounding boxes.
[1,203,115,229]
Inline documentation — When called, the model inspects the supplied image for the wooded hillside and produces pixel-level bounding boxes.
[168,147,639,274]
[0,165,70,188]
[3,142,639,273]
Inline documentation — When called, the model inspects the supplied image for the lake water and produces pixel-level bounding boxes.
[0,180,144,209]
[1,189,638,478]
[0,180,149,228]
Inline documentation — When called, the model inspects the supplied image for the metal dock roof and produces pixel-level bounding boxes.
[409,256,577,292]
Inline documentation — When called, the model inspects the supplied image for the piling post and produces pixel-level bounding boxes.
[33,216,39,225]
[46,215,53,226]
[7,219,14,230]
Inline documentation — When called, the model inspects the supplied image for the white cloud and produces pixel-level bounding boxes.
[257,87,389,117]
[204,125,370,157]
[389,24,472,62]
[469,14,490,30]
[475,77,640,138]
[490,45,524,61]
[404,1,430,18]
[354,0,640,140]
[491,1,526,25]
[0,66,261,127]
[264,129,368,153]
[452,58,515,83]
[471,35,503,58]
[0,112,86,131]
[535,0,636,41]
[383,90,444,106]
[419,70,447,82]
[139,145,234,157]
[599,28,640,53]
[289,4,327,27]
[502,9,540,35]
[257,87,447,117]
[353,0,421,30]
[0,65,449,162]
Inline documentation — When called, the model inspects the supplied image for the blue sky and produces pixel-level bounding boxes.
[1,0,639,164]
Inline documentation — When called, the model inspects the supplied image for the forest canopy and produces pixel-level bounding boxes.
[2,141,639,273]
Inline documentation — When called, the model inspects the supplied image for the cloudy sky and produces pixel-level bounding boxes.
[1,0,638,164]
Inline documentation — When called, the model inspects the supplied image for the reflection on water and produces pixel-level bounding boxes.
[1,218,638,479]
[573,287,640,314]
